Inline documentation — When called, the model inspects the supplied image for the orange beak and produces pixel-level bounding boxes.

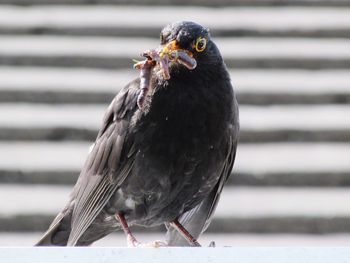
[159,40,193,59]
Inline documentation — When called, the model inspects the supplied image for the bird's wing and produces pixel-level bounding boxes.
[66,80,140,246]
[165,135,238,246]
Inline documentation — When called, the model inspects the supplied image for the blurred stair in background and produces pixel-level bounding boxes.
[0,0,349,246]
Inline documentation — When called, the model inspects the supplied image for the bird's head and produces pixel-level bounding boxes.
[134,21,225,110]
[159,21,222,71]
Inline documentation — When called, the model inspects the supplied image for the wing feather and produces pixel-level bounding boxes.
[66,80,139,246]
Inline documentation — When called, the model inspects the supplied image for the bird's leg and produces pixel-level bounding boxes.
[115,213,168,247]
[115,213,140,247]
[169,219,201,247]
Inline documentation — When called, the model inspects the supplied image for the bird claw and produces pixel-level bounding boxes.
[208,241,216,247]
[140,240,168,248]
[126,234,141,248]
[128,239,168,248]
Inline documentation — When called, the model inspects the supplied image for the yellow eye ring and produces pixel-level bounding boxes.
[194,37,207,52]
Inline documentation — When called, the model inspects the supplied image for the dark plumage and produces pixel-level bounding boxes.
[36,21,239,247]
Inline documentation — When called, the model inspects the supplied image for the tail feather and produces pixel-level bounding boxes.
[35,222,65,246]
[35,208,117,246]
[35,209,72,246]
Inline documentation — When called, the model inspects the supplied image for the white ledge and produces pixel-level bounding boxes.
[1,247,350,263]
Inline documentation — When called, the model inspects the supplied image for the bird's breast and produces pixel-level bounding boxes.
[109,70,234,225]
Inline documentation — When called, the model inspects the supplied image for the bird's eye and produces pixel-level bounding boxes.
[194,37,207,52]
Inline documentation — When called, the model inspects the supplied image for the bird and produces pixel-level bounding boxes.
[35,21,239,247]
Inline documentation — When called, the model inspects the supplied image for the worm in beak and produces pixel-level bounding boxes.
[134,40,197,110]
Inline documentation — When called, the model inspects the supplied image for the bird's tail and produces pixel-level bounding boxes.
[35,226,59,246]
[35,209,117,246]
[35,210,72,246]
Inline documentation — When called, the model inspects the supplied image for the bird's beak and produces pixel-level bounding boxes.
[160,40,193,58]
[136,39,197,82]
[159,40,197,70]
[160,40,179,56]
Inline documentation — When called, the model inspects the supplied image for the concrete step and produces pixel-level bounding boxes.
[0,104,349,142]
[0,6,350,38]
[2,233,350,247]
[1,185,350,233]
[1,68,350,105]
[0,36,349,69]
[1,0,350,7]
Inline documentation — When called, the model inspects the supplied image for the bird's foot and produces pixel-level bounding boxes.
[128,238,168,248]
[127,235,168,248]
[139,240,168,248]
[126,234,141,247]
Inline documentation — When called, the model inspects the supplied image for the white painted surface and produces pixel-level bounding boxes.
[218,38,350,59]
[0,104,106,129]
[0,142,90,170]
[217,187,350,217]
[241,105,350,130]
[1,247,350,263]
[0,142,349,172]
[0,36,158,57]
[0,67,137,92]
[1,67,350,94]
[1,185,350,217]
[0,185,71,215]
[0,6,350,30]
[4,232,350,247]
[1,104,350,130]
[231,69,350,93]
[236,143,350,173]
[0,36,349,59]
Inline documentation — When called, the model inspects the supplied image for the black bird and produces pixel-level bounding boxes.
[36,21,239,247]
